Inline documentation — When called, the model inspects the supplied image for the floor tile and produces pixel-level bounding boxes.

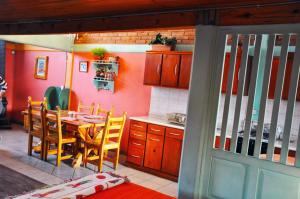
[0,124,178,197]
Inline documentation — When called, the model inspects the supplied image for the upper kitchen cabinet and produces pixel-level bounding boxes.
[161,54,181,87]
[144,51,192,89]
[268,53,300,101]
[178,54,192,89]
[143,53,163,86]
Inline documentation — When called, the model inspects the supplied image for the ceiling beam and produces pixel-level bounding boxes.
[0,4,299,34]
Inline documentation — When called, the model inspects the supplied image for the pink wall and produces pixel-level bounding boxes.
[8,49,67,121]
[71,52,151,152]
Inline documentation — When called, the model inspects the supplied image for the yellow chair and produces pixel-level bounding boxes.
[78,101,95,114]
[95,104,114,116]
[27,96,47,159]
[43,107,77,166]
[83,111,127,172]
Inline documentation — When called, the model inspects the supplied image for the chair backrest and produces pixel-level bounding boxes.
[44,106,63,141]
[98,111,127,146]
[27,96,47,135]
[44,86,61,110]
[78,101,95,115]
[95,104,115,116]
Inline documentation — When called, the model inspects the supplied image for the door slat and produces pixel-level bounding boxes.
[280,34,300,164]
[253,34,276,158]
[220,34,239,150]
[230,35,250,153]
[241,34,262,156]
[267,34,290,161]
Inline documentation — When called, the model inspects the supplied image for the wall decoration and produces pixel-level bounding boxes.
[34,56,48,80]
[79,61,88,72]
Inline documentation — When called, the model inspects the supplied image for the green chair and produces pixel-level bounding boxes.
[59,88,70,110]
[44,87,70,110]
[44,86,61,110]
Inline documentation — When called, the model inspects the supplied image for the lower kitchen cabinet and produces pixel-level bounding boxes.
[161,128,183,176]
[127,119,184,181]
[144,133,164,170]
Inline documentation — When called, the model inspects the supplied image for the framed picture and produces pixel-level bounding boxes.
[79,61,88,72]
[34,56,48,80]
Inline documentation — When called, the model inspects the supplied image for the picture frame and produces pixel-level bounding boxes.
[79,61,88,73]
[34,56,48,80]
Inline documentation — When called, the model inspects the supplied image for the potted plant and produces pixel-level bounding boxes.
[149,33,177,51]
[91,47,107,60]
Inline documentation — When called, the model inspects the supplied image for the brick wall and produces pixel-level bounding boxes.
[75,29,195,44]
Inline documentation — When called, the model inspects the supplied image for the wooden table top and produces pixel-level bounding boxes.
[22,109,106,126]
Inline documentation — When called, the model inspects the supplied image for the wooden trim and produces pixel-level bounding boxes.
[34,56,48,80]
[67,52,74,110]
[5,43,60,52]
[146,51,192,55]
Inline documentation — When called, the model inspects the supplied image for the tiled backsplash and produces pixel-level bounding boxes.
[149,87,300,141]
[149,87,189,116]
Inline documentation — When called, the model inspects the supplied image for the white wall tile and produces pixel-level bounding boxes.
[149,87,189,116]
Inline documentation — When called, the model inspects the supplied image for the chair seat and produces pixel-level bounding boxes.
[45,134,77,143]
[85,139,118,150]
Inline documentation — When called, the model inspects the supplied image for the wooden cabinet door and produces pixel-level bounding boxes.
[162,137,182,176]
[268,53,300,100]
[178,54,192,89]
[161,54,180,87]
[221,52,242,95]
[144,53,163,85]
[162,128,183,176]
[144,133,164,170]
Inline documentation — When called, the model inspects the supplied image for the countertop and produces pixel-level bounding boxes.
[130,115,185,130]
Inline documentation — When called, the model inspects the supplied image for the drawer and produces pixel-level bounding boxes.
[148,124,165,136]
[127,146,144,166]
[130,120,147,132]
[166,128,184,140]
[130,129,146,141]
[128,138,145,150]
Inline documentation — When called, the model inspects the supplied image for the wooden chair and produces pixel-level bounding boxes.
[83,111,127,172]
[78,101,95,114]
[43,106,77,166]
[25,97,48,130]
[95,104,114,116]
[27,96,47,159]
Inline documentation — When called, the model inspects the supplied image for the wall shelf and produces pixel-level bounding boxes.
[91,60,119,92]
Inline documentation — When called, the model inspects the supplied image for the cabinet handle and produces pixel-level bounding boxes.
[132,142,142,146]
[157,64,160,75]
[130,155,140,158]
[169,132,180,136]
[150,128,161,132]
[149,138,160,142]
[133,124,143,128]
[174,64,178,76]
[133,133,142,137]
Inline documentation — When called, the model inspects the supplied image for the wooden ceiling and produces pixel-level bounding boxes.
[0,0,299,34]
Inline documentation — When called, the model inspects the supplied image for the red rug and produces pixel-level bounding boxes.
[85,182,176,199]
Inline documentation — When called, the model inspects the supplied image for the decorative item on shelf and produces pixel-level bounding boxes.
[34,56,48,80]
[149,33,177,51]
[92,59,119,92]
[79,61,88,72]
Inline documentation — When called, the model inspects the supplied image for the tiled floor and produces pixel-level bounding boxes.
[0,124,178,198]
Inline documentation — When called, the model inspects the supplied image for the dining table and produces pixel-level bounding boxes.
[22,110,107,153]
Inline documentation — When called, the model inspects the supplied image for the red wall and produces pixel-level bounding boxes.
[7,49,67,121]
[71,52,151,152]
